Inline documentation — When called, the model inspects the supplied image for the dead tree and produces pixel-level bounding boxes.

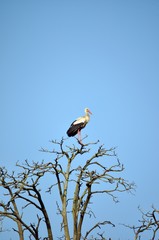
[0,138,135,239]
[124,206,159,240]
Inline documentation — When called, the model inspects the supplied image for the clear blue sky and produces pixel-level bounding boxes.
[0,0,159,239]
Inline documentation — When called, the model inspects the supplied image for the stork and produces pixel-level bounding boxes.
[66,108,92,143]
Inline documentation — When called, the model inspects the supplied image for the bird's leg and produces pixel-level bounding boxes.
[78,130,83,144]
[78,129,81,141]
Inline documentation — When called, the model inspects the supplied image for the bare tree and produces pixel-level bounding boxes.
[0,138,135,240]
[124,206,159,240]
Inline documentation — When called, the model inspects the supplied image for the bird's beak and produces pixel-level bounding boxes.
[88,109,92,115]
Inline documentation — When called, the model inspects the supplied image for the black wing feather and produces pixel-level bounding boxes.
[67,122,86,137]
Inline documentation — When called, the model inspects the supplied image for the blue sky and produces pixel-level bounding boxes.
[0,0,159,239]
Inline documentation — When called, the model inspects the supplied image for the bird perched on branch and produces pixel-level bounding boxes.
[66,108,92,143]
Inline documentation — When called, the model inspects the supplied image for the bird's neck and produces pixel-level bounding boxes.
[85,112,90,123]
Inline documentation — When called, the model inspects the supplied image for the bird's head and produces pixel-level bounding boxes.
[85,108,92,115]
